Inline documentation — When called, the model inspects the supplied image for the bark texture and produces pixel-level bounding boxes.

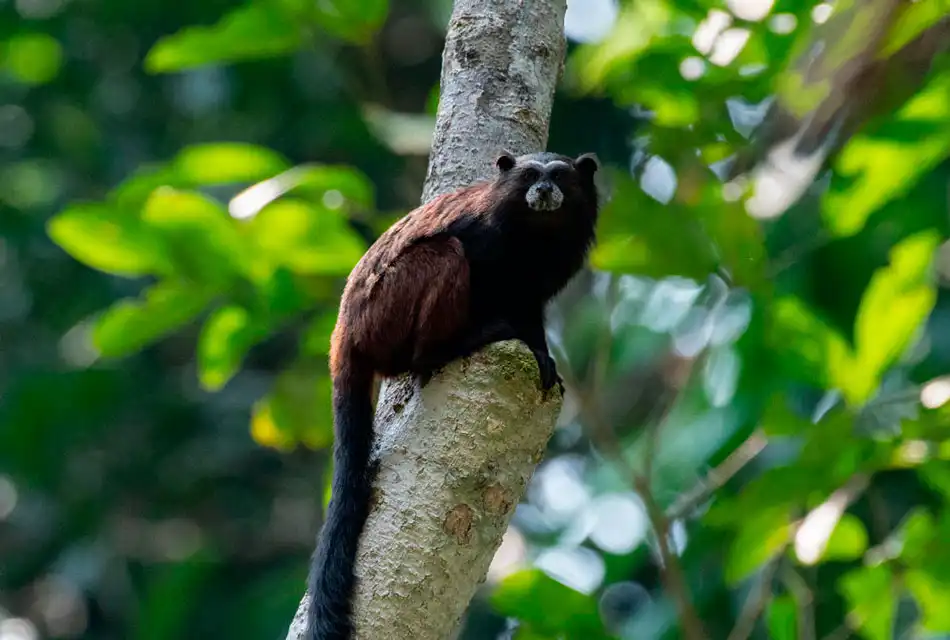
[287,0,568,638]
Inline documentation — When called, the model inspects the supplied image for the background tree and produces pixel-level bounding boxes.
[2,0,950,638]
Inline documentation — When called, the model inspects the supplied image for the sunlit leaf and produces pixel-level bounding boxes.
[247,198,366,275]
[47,203,171,277]
[879,0,950,58]
[490,569,610,639]
[906,569,950,631]
[143,188,253,285]
[820,513,869,562]
[823,70,950,237]
[93,281,213,358]
[839,564,897,640]
[568,0,673,94]
[145,3,303,73]
[2,33,62,85]
[197,305,267,391]
[173,143,290,185]
[844,230,940,404]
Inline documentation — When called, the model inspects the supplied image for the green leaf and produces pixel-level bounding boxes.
[300,310,339,357]
[250,359,334,450]
[143,188,253,285]
[839,564,897,640]
[821,513,869,562]
[766,595,798,640]
[823,70,950,237]
[47,203,171,277]
[724,507,792,585]
[197,305,267,391]
[842,230,940,404]
[879,0,950,58]
[172,143,290,185]
[93,281,213,358]
[144,3,303,73]
[906,569,950,632]
[490,569,610,639]
[247,198,366,275]
[311,0,390,44]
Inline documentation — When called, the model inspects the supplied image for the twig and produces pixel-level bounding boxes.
[570,275,707,640]
[666,429,768,520]
[726,559,780,640]
[782,566,816,640]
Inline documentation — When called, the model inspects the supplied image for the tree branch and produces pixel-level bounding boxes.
[287,0,567,637]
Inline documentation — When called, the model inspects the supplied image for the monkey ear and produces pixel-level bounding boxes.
[496,152,516,172]
[574,153,600,175]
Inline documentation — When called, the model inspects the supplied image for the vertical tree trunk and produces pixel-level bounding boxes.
[286,0,568,638]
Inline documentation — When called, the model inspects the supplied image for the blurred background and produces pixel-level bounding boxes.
[2,0,950,637]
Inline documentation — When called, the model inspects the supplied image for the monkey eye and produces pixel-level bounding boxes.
[549,168,567,181]
[522,168,540,182]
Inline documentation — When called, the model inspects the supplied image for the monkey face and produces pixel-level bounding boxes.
[525,177,564,211]
[495,151,599,213]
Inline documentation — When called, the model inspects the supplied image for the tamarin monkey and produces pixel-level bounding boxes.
[308,151,600,639]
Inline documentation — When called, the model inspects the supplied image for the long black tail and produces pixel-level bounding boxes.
[307,362,376,640]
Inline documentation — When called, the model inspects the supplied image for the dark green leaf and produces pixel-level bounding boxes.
[145,3,303,73]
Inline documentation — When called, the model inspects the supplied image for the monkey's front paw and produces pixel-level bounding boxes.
[533,352,563,394]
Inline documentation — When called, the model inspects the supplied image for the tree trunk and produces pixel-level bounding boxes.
[286,0,568,638]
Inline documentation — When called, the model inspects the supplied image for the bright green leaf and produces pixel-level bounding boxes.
[839,564,897,640]
[248,198,366,276]
[3,33,63,85]
[823,70,950,237]
[143,188,253,285]
[490,569,610,639]
[724,507,792,585]
[821,513,869,562]
[145,3,303,73]
[766,595,798,640]
[47,203,171,277]
[879,0,950,58]
[197,306,267,391]
[907,569,950,632]
[843,230,940,404]
[173,143,290,185]
[93,281,213,358]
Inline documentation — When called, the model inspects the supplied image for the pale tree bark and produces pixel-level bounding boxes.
[286,0,568,638]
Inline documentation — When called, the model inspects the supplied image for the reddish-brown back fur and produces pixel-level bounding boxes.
[329,184,490,380]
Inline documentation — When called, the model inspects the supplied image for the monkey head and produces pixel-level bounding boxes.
[495,151,599,212]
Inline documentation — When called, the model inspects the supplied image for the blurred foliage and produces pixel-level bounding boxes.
[4,0,950,637]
